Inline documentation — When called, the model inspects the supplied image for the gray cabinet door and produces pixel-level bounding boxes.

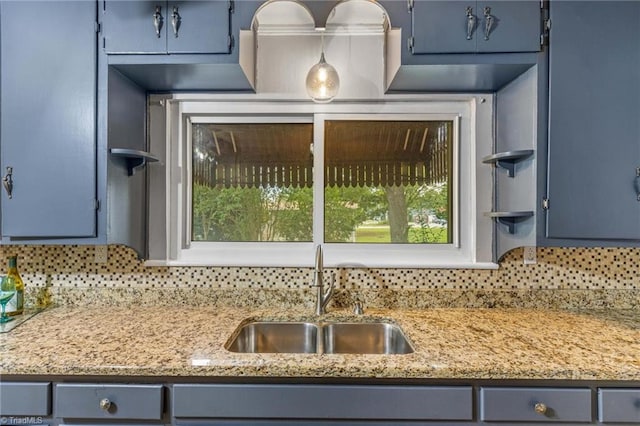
[55,383,163,420]
[412,1,477,54]
[480,387,592,422]
[103,0,231,54]
[598,388,640,423]
[0,382,51,416]
[546,1,640,240]
[166,1,231,54]
[103,0,167,54]
[173,384,473,420]
[0,1,97,238]
[476,1,541,53]
[411,1,540,54]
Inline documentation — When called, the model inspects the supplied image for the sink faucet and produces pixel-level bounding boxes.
[313,245,334,315]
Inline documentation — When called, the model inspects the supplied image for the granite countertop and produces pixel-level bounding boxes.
[1,306,639,380]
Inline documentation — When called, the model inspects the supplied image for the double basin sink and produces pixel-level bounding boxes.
[226,320,413,355]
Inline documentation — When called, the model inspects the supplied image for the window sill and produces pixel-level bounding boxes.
[144,243,498,269]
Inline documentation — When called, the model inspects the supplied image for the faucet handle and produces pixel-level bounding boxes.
[353,300,364,315]
[324,272,335,297]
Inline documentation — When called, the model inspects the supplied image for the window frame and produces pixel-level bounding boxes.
[147,95,496,268]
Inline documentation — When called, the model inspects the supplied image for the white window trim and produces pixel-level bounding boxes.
[146,95,497,269]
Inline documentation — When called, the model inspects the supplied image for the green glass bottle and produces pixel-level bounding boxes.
[6,255,24,316]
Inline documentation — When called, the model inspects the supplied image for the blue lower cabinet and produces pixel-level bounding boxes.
[480,387,592,423]
[598,388,640,423]
[55,384,164,421]
[0,382,51,417]
[173,384,473,421]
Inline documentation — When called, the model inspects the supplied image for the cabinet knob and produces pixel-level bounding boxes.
[99,398,112,411]
[534,402,548,415]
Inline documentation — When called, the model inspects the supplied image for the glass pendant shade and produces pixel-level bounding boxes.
[305,52,340,103]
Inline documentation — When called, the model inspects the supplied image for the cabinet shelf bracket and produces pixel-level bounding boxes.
[485,211,534,234]
[110,148,159,176]
[482,149,534,177]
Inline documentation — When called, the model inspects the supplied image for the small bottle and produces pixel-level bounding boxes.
[6,255,24,316]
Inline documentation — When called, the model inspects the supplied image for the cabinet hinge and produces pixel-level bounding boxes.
[228,0,234,13]
[407,37,414,52]
[540,18,551,46]
[542,198,549,210]
[94,199,101,211]
[407,0,414,13]
[95,22,101,34]
[228,34,234,51]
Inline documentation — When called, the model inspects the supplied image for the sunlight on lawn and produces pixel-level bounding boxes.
[355,225,448,243]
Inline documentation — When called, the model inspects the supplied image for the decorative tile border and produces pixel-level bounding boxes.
[24,287,640,310]
[2,245,640,308]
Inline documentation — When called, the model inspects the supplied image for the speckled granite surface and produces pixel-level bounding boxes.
[1,306,639,380]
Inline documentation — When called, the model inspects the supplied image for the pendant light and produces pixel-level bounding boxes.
[305,31,340,103]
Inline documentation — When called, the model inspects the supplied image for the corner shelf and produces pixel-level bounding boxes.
[110,149,159,176]
[485,211,534,234]
[482,149,534,177]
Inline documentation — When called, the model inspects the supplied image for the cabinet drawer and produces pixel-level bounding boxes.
[0,382,51,416]
[55,384,163,420]
[480,387,592,422]
[598,388,640,423]
[173,384,473,420]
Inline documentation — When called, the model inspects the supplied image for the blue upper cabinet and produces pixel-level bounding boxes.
[0,1,98,239]
[410,0,542,54]
[102,0,232,54]
[545,1,640,240]
[102,1,167,54]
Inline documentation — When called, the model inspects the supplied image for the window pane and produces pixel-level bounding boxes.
[192,123,313,242]
[324,120,453,244]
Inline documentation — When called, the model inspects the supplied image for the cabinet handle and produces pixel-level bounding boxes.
[99,398,112,411]
[466,6,477,40]
[153,5,164,38]
[534,402,548,415]
[2,166,13,199]
[483,6,495,40]
[635,167,640,201]
[171,6,181,38]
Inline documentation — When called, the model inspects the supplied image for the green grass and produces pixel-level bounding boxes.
[355,226,390,243]
[355,225,449,243]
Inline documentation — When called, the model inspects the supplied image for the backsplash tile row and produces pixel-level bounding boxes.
[0,245,638,293]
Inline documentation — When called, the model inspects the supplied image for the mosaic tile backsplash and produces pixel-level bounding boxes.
[0,245,638,309]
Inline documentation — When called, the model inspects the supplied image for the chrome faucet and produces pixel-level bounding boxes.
[313,245,334,315]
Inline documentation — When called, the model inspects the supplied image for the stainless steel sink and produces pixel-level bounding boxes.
[226,320,413,355]
[323,322,414,354]
[225,322,318,354]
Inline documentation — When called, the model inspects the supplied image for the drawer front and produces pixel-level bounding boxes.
[598,388,640,423]
[0,382,51,416]
[481,387,592,422]
[55,384,163,420]
[173,384,473,420]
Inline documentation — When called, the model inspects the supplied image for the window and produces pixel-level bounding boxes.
[191,122,314,242]
[148,97,495,268]
[322,119,453,245]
